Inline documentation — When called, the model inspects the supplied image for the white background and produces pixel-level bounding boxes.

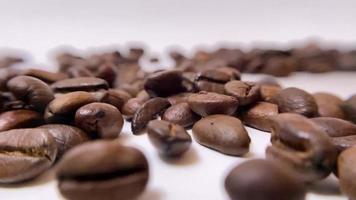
[0,0,355,199]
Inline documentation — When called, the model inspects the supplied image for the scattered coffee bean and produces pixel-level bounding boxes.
[274,87,318,117]
[188,92,238,117]
[225,159,306,200]
[56,140,149,200]
[0,110,43,132]
[224,80,260,106]
[192,115,250,156]
[341,94,356,123]
[313,92,345,119]
[147,120,192,157]
[338,146,356,200]
[162,102,200,128]
[52,77,109,93]
[241,102,278,132]
[144,70,186,97]
[0,128,57,183]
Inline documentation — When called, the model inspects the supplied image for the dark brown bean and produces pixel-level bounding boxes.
[100,89,132,111]
[162,102,200,128]
[192,115,250,156]
[224,80,260,106]
[147,120,192,157]
[195,80,225,94]
[241,102,278,132]
[341,94,356,123]
[0,110,43,132]
[144,70,186,97]
[313,92,345,119]
[52,77,109,93]
[338,147,356,200]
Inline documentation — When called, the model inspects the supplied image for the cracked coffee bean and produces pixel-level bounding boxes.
[0,128,57,183]
[75,103,124,139]
[147,120,192,157]
[192,115,250,156]
[0,110,43,132]
[56,140,149,200]
[224,80,260,106]
[162,102,200,128]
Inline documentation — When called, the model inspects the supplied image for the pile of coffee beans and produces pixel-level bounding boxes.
[0,44,355,200]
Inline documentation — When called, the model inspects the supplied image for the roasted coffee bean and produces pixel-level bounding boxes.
[162,102,200,128]
[75,103,124,139]
[23,68,69,84]
[95,64,117,87]
[274,87,318,117]
[257,76,281,87]
[66,66,94,78]
[147,120,192,157]
[331,136,356,153]
[241,102,278,132]
[7,75,54,112]
[100,89,131,111]
[167,92,193,105]
[122,91,150,120]
[40,124,89,158]
[338,147,356,200]
[144,70,186,97]
[52,77,109,93]
[119,80,145,97]
[0,128,57,183]
[131,97,170,135]
[262,56,297,77]
[196,68,236,83]
[260,85,282,103]
[0,68,21,91]
[195,80,225,94]
[192,115,250,156]
[45,91,97,124]
[313,92,345,119]
[188,92,238,117]
[56,140,149,200]
[341,94,356,123]
[224,80,260,106]
[266,113,338,182]
[0,110,43,132]
[225,159,306,200]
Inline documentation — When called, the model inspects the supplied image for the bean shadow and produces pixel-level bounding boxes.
[159,147,199,166]
[308,174,341,195]
[0,168,55,188]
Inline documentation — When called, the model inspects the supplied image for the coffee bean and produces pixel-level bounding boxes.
[144,70,186,97]
[313,92,345,119]
[147,120,192,157]
[338,146,356,200]
[162,102,200,128]
[0,128,57,183]
[131,97,170,135]
[195,80,225,94]
[119,80,145,97]
[122,90,150,120]
[188,92,238,117]
[274,87,318,117]
[341,94,356,123]
[225,159,306,200]
[192,115,250,156]
[100,89,132,112]
[196,68,236,83]
[257,76,281,87]
[7,75,54,112]
[331,135,356,153]
[56,140,149,200]
[75,103,124,139]
[52,77,109,93]
[40,124,89,158]
[266,113,337,182]
[167,92,193,105]
[66,66,94,78]
[260,85,281,103]
[0,110,43,132]
[224,80,260,106]
[0,68,21,91]
[23,68,69,84]
[241,102,278,132]
[45,91,97,124]
[95,64,117,87]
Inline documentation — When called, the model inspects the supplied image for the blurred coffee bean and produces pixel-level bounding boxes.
[147,120,192,157]
[7,75,54,112]
[225,159,306,200]
[162,102,200,128]
[66,66,94,78]
[52,77,109,93]
[338,147,356,200]
[167,92,193,105]
[0,128,57,183]
[122,91,149,120]
[23,69,69,84]
[56,140,149,200]
[0,56,23,68]
[313,92,345,119]
[196,68,236,83]
[119,80,144,97]
[260,85,282,103]
[131,97,170,135]
[192,115,250,156]
[95,64,117,87]
[0,68,21,91]
[224,80,260,106]
[341,94,356,123]
[274,87,318,117]
[262,56,297,77]
[0,110,43,132]
[100,89,131,111]
[75,103,124,139]
[266,113,338,182]
[257,76,281,87]
[144,70,186,97]
[195,80,225,94]
[241,102,278,132]
[188,92,238,117]
[56,53,84,72]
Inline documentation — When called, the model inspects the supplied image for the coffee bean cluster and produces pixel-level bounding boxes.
[0,44,355,200]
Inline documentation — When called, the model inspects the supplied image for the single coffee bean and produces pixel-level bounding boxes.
[45,91,97,124]
[241,102,278,132]
[0,128,57,183]
[313,92,345,119]
[167,92,193,105]
[188,92,238,117]
[147,120,192,157]
[75,103,124,139]
[95,64,117,87]
[144,70,186,97]
[0,110,43,132]
[266,113,338,182]
[338,147,356,200]
[225,159,306,200]
[274,87,318,117]
[224,80,260,106]
[195,80,225,94]
[260,85,282,103]
[341,94,356,123]
[122,98,145,120]
[52,77,109,93]
[56,140,149,200]
[40,124,89,158]
[192,115,250,156]
[162,102,200,128]
[132,97,171,135]
[23,68,69,84]
[196,68,235,83]
[7,75,54,112]
[100,89,131,111]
